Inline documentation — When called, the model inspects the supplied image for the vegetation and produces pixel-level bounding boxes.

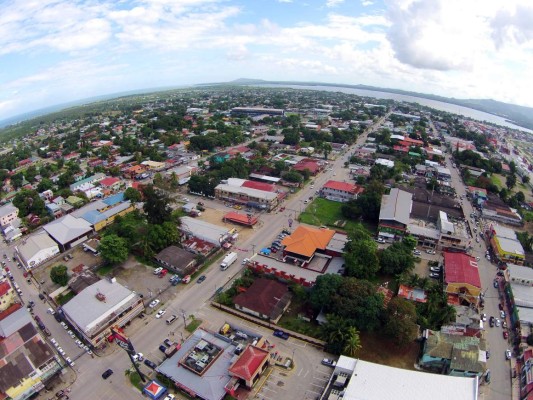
[99,234,129,265]
[50,265,69,286]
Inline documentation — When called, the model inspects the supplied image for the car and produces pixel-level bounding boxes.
[505,349,512,360]
[476,256,480,261]
[489,316,495,327]
[476,237,479,243]
[493,280,499,288]
[56,390,65,398]
[155,309,167,319]
[197,275,206,284]
[66,357,75,366]
[47,307,55,315]
[426,249,436,254]
[54,313,62,322]
[486,350,490,359]
[487,255,491,261]
[497,271,504,277]
[279,207,285,211]
[159,344,167,353]
[310,185,314,189]
[57,347,65,355]
[377,238,385,244]
[321,358,337,367]
[429,272,440,279]
[502,321,508,329]
[270,247,278,253]
[429,266,441,273]
[67,330,75,339]
[242,258,250,265]
[38,293,45,300]
[273,329,289,340]
[503,331,509,339]
[500,310,506,319]
[153,267,163,275]
[132,352,144,362]
[303,200,308,204]
[495,318,501,327]
[481,313,487,322]
[102,369,114,379]
[144,359,157,369]
[163,395,176,400]
[485,369,491,383]
[413,250,421,255]
[498,303,504,311]
[149,299,160,308]
[164,338,173,347]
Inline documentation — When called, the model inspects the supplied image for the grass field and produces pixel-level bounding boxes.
[298,198,377,233]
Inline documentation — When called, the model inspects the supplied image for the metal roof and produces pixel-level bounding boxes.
[379,188,412,225]
[43,214,92,245]
[16,232,58,263]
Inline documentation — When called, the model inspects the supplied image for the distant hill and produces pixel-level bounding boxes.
[221,79,533,131]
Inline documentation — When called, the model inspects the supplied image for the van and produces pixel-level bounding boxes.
[166,315,177,325]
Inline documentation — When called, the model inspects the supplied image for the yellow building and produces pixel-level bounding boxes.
[71,192,135,232]
[0,280,15,311]
[489,224,525,266]
[443,252,481,305]
[141,160,166,171]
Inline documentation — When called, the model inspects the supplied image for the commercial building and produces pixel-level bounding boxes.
[504,264,533,338]
[70,192,134,232]
[281,225,336,266]
[0,280,16,312]
[230,107,284,117]
[179,216,234,247]
[215,183,279,211]
[0,203,19,227]
[378,188,413,240]
[69,172,106,192]
[321,356,478,400]
[320,180,364,203]
[61,278,144,347]
[42,214,93,251]
[15,232,60,269]
[488,224,525,265]
[0,306,61,400]
[443,252,481,306]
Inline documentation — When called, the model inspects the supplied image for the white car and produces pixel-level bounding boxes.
[57,347,65,355]
[413,250,421,255]
[50,338,57,345]
[163,394,176,400]
[149,299,160,308]
[66,357,75,367]
[155,309,167,319]
[132,352,144,362]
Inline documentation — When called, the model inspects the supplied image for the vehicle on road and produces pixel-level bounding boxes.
[159,345,167,352]
[489,316,495,327]
[426,249,436,254]
[481,313,487,322]
[149,299,160,308]
[166,315,177,325]
[197,275,206,284]
[273,329,289,340]
[321,358,337,367]
[495,318,501,327]
[220,252,238,270]
[102,369,113,379]
[155,309,166,319]
[164,339,173,347]
[242,258,250,265]
[493,280,498,288]
[153,267,163,275]
[132,353,144,362]
[505,349,512,360]
[500,310,506,319]
[503,331,509,339]
[485,370,491,383]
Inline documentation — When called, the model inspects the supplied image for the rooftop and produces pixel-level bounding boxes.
[233,278,290,320]
[444,252,481,288]
[16,232,58,264]
[228,345,269,381]
[323,180,364,194]
[43,214,93,245]
[281,225,336,258]
[379,188,412,226]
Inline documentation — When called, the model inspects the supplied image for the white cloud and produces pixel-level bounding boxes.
[326,0,345,7]
[362,0,374,6]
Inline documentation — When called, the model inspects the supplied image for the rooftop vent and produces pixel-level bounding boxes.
[95,291,106,302]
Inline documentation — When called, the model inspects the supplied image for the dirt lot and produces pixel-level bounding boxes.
[195,207,260,244]
[359,331,420,370]
[413,258,429,278]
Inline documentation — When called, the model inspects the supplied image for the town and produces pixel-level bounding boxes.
[0,87,532,400]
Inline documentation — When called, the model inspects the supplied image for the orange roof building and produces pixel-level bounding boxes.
[281,225,335,261]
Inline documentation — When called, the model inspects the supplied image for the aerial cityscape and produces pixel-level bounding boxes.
[1,1,533,400]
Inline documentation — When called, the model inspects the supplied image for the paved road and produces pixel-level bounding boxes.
[442,140,512,400]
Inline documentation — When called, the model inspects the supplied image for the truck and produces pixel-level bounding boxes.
[164,342,181,358]
[220,252,238,271]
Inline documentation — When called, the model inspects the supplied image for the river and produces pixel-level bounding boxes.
[257,84,532,133]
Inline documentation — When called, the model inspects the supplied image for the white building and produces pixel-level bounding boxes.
[15,233,60,269]
[0,204,19,227]
[375,158,394,168]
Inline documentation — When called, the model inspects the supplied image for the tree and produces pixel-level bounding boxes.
[142,185,172,224]
[379,241,416,275]
[321,314,353,355]
[309,274,343,310]
[124,187,142,203]
[343,225,380,279]
[342,327,362,357]
[50,265,69,286]
[506,174,517,190]
[13,189,46,217]
[522,175,530,184]
[99,234,129,265]
[384,297,418,347]
[37,178,54,193]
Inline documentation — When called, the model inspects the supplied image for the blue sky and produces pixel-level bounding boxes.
[1,0,532,121]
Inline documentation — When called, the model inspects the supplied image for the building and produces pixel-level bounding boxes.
[0,306,61,400]
[443,252,481,306]
[281,225,336,266]
[15,232,60,269]
[70,192,134,232]
[98,177,123,192]
[0,203,19,227]
[231,107,284,117]
[437,211,469,251]
[215,183,279,211]
[519,348,533,400]
[321,356,478,400]
[488,224,525,265]
[320,180,364,203]
[0,280,16,312]
[420,330,487,378]
[504,264,533,338]
[233,278,291,322]
[154,246,197,276]
[69,172,106,192]
[157,328,271,400]
[61,278,144,347]
[292,159,321,176]
[179,217,233,247]
[42,214,93,251]
[378,188,413,240]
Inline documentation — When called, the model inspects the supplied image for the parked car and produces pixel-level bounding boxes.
[503,331,509,339]
[493,280,499,288]
[489,316,495,327]
[429,272,440,279]
[164,339,173,347]
[163,394,176,400]
[132,352,144,362]
[144,359,157,369]
[425,249,436,254]
[498,303,504,311]
[481,313,487,322]
[158,345,167,353]
[102,369,114,379]
[321,358,337,367]
[505,349,512,360]
[273,329,289,340]
[429,266,441,273]
[413,250,421,255]
[486,350,490,359]
[500,310,506,319]
[495,318,501,327]
[148,299,160,308]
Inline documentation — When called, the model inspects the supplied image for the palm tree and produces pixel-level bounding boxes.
[343,327,362,357]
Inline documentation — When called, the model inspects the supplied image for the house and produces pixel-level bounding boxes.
[233,278,291,322]
[281,225,336,265]
[0,306,61,400]
[154,246,197,276]
[42,214,93,251]
[378,188,413,240]
[320,356,478,400]
[443,252,481,306]
[419,330,486,378]
[65,196,84,207]
[69,173,106,192]
[15,232,60,269]
[98,177,123,192]
[0,280,16,312]
[292,159,321,175]
[61,278,144,346]
[320,180,364,203]
[0,203,19,227]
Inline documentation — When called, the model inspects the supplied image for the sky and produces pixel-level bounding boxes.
[1,0,532,121]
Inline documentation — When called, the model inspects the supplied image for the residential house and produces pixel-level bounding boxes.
[233,278,291,323]
[154,246,197,276]
[320,180,364,203]
[0,203,19,227]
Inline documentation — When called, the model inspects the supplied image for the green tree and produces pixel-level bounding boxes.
[343,225,379,279]
[342,327,362,357]
[124,187,142,203]
[99,234,129,265]
[50,265,69,286]
[384,297,418,347]
[379,241,416,275]
[522,175,530,184]
[321,314,352,355]
[506,174,517,190]
[142,185,172,224]
[309,274,343,310]
[37,178,54,193]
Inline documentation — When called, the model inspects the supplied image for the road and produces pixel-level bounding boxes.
[442,140,512,400]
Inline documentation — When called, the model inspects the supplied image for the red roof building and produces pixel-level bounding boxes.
[321,180,364,202]
[228,345,270,388]
[521,349,533,399]
[242,180,276,192]
[444,252,481,305]
[234,278,290,321]
[223,212,259,226]
[293,159,320,175]
[0,281,12,297]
